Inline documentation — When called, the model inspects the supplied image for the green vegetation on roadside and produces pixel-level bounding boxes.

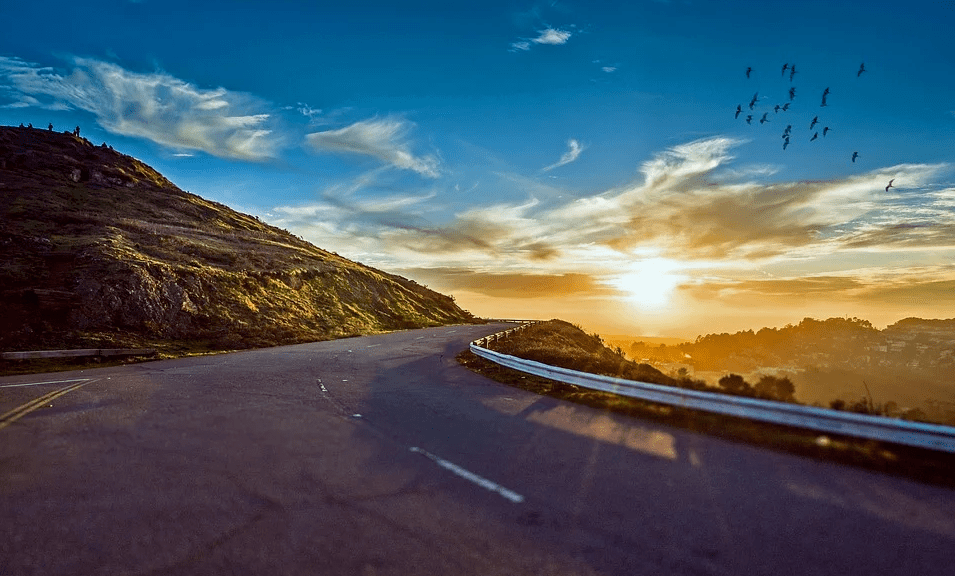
[458,320,955,487]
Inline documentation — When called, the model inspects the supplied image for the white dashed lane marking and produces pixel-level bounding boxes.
[409,446,525,504]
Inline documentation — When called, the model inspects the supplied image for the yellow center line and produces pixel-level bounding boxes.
[0,379,96,431]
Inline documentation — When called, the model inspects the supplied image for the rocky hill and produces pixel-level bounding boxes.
[0,125,475,353]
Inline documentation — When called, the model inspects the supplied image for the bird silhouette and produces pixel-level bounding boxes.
[810,132,818,142]
[735,104,742,118]
[746,115,753,125]
[746,66,753,78]
[749,92,759,110]
[852,151,859,162]
[821,94,828,107]
[885,179,895,192]
[810,116,819,129]
[783,137,790,150]
[774,104,781,113]
[823,126,830,136]
[788,87,796,101]
[783,124,792,137]
[760,113,770,124]
[782,102,791,112]
[781,63,789,77]
[857,63,866,77]
[823,87,830,97]
[789,64,797,82]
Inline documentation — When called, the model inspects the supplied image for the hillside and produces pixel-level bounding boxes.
[0,125,474,354]
[627,316,955,422]
[484,320,679,386]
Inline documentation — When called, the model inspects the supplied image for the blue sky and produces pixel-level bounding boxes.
[2,0,953,336]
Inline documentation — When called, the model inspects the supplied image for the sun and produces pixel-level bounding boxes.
[608,258,685,310]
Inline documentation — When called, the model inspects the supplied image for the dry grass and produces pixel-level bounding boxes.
[0,126,476,361]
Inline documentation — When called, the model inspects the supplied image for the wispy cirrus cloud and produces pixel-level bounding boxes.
[542,139,585,172]
[305,117,439,178]
[273,135,952,325]
[0,56,280,160]
[510,27,573,51]
[279,135,953,269]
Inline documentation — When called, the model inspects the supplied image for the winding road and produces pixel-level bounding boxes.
[2,323,954,575]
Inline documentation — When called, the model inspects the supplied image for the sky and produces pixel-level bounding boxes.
[2,0,954,338]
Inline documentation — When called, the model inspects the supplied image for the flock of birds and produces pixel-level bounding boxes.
[734,61,868,164]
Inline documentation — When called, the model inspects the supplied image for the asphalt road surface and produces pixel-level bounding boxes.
[2,323,954,575]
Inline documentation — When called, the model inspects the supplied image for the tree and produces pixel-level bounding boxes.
[754,375,796,402]
[718,373,751,395]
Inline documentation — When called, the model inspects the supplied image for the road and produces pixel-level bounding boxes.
[2,323,954,575]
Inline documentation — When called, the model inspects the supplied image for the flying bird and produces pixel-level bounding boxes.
[885,179,895,192]
[857,62,866,76]
[783,124,792,137]
[749,92,759,110]
[760,112,770,124]
[783,137,790,150]
[789,64,797,82]
[735,104,742,118]
[823,126,831,136]
[810,116,819,129]
[788,87,796,101]
[852,151,859,162]
[746,115,753,125]
[823,87,830,97]
[781,63,789,77]
[774,104,781,113]
[782,102,791,112]
[746,66,753,78]
[810,132,818,142]
[821,94,828,107]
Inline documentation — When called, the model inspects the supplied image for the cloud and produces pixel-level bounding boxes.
[544,138,951,262]
[286,102,322,120]
[533,28,572,45]
[510,27,572,51]
[542,139,584,172]
[306,117,439,178]
[281,136,952,269]
[602,66,617,73]
[0,56,279,160]
[272,173,560,265]
[398,268,610,299]
[682,266,955,308]
[272,135,953,326]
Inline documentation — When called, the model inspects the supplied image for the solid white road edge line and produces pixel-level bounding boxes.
[0,378,93,389]
[409,446,525,504]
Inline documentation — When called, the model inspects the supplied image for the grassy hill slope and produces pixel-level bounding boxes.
[0,125,474,353]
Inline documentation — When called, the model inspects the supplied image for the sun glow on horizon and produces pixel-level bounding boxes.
[608,258,687,310]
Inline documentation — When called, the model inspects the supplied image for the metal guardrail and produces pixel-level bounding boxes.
[470,323,955,454]
[1,348,157,361]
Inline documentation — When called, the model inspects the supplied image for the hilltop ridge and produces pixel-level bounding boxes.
[0,125,474,354]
